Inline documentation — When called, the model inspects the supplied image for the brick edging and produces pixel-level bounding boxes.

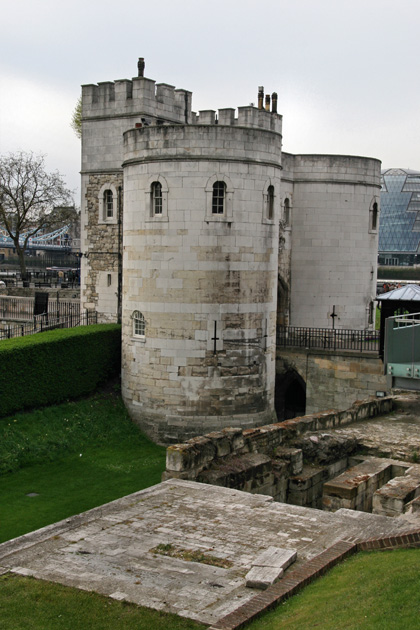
[209,528,420,630]
[356,528,420,551]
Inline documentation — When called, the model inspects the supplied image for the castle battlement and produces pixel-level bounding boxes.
[82,58,282,134]
[82,75,193,125]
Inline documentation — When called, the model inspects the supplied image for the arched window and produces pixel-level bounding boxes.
[284,198,290,226]
[132,310,146,338]
[103,189,114,220]
[267,185,274,220]
[151,181,163,216]
[212,181,226,215]
[98,183,118,224]
[146,176,168,221]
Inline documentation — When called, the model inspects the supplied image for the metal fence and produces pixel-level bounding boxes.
[277,325,380,353]
[0,296,80,321]
[0,310,97,341]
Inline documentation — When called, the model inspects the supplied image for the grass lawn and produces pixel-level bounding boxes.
[2,387,419,630]
[247,548,420,630]
[0,573,206,630]
[1,549,419,630]
[0,386,166,543]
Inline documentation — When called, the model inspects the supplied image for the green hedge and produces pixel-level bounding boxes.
[0,324,121,418]
[378,266,420,281]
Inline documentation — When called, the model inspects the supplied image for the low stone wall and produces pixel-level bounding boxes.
[164,397,393,484]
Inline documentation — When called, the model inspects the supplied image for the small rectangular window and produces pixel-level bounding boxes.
[104,189,114,219]
[212,181,226,214]
[151,182,163,215]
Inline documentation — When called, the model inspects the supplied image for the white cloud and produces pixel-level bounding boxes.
[0,74,80,200]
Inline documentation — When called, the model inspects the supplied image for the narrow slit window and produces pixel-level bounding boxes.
[371,202,378,231]
[151,182,163,215]
[267,185,274,220]
[284,198,290,226]
[212,181,226,214]
[104,189,114,219]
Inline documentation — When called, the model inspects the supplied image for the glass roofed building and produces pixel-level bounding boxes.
[379,168,420,266]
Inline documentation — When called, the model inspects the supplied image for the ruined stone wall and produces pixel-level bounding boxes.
[276,347,389,415]
[163,397,393,492]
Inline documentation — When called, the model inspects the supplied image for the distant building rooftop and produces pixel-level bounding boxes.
[379,168,420,265]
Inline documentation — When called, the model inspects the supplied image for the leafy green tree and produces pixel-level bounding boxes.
[0,151,74,276]
[71,96,82,139]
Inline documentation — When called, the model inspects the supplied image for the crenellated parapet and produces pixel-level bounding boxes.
[82,76,193,124]
[196,105,282,134]
[82,58,282,135]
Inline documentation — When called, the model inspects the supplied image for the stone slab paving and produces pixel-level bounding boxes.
[331,392,420,461]
[0,479,413,626]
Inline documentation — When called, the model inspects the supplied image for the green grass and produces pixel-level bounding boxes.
[247,548,420,630]
[0,387,166,543]
[2,389,419,630]
[1,550,419,630]
[0,573,205,630]
[375,305,381,330]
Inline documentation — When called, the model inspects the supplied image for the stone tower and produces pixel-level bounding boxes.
[121,97,282,443]
[80,59,381,443]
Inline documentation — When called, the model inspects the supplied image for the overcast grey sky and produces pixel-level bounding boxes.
[0,0,419,203]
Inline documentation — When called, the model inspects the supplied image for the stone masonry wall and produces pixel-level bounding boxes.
[81,172,122,322]
[288,154,381,330]
[164,396,393,482]
[121,123,282,443]
[276,347,389,415]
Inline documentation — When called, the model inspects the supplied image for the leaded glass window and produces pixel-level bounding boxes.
[212,181,226,214]
[104,189,114,219]
[132,310,145,337]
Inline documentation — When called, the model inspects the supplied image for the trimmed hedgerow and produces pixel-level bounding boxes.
[0,325,121,418]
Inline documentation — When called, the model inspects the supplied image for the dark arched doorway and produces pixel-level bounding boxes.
[275,370,306,421]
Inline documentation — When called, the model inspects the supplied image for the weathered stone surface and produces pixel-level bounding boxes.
[245,565,283,589]
[293,433,359,465]
[274,446,303,475]
[329,392,420,462]
[197,452,272,494]
[277,348,390,419]
[0,480,411,626]
[323,457,396,512]
[252,546,297,569]
[373,469,420,517]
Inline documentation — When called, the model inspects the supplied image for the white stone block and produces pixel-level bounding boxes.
[245,566,283,589]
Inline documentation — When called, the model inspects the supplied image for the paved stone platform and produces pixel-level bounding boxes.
[0,479,412,626]
[331,392,420,461]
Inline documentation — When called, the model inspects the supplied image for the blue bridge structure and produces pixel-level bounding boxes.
[0,225,77,252]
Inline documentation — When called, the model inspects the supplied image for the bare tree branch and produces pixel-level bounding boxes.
[0,151,75,276]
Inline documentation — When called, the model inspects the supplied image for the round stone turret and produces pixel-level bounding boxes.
[121,122,282,442]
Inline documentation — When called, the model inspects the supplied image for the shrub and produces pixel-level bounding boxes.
[0,325,121,418]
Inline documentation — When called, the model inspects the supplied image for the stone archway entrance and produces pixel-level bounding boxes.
[275,369,306,420]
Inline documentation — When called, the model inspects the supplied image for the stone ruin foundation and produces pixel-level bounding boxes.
[163,396,420,520]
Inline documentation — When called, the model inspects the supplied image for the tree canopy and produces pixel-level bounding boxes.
[71,96,82,139]
[0,151,75,275]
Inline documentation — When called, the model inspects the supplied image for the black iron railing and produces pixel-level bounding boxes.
[277,325,380,353]
[0,296,80,320]
[0,310,97,341]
